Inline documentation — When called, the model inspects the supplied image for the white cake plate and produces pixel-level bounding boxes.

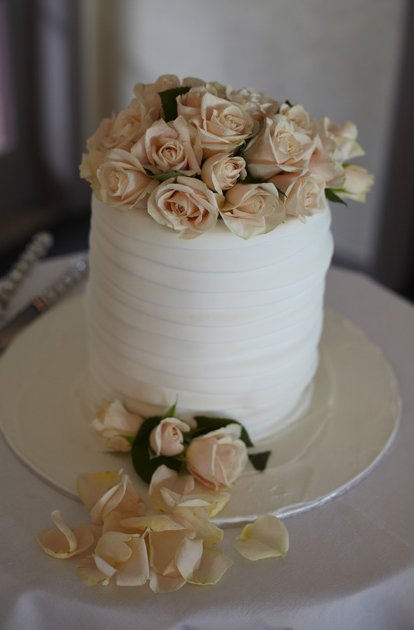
[0,295,400,526]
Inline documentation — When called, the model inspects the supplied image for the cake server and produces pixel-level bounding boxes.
[0,256,88,355]
[0,231,54,320]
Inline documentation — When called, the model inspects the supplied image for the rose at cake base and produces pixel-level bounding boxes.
[85,196,333,442]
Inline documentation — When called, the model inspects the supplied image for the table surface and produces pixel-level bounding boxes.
[1,255,414,630]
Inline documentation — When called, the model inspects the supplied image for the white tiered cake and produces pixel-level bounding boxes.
[86,196,333,441]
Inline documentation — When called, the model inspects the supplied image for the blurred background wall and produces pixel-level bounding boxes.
[1,0,413,295]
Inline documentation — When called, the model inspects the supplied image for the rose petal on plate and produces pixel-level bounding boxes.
[121,514,185,533]
[36,511,95,559]
[175,537,203,580]
[77,556,109,586]
[90,474,145,524]
[171,507,223,547]
[115,536,150,586]
[189,548,233,585]
[149,571,186,593]
[234,515,289,561]
[77,470,121,510]
[149,465,195,512]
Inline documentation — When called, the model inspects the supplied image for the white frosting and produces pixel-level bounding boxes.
[86,197,333,440]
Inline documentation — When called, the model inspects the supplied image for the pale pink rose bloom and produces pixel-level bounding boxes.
[132,116,202,176]
[133,74,181,119]
[180,92,256,156]
[149,417,190,456]
[308,143,345,188]
[220,182,285,239]
[92,400,143,453]
[244,115,316,179]
[229,86,278,121]
[176,88,207,119]
[270,172,327,218]
[318,117,365,162]
[340,164,374,202]
[201,153,246,194]
[182,76,206,88]
[278,103,316,135]
[79,149,106,183]
[95,148,157,210]
[86,101,152,154]
[186,424,248,490]
[147,176,220,238]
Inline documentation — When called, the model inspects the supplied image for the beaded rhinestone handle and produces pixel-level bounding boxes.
[0,232,54,315]
[32,257,89,313]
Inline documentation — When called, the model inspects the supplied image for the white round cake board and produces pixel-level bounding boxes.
[0,295,401,526]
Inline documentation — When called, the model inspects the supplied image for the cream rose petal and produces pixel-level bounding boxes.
[175,537,203,580]
[189,548,233,585]
[77,470,121,510]
[77,557,109,586]
[121,514,185,533]
[90,474,145,524]
[171,507,224,547]
[149,571,186,593]
[149,465,195,512]
[36,510,95,559]
[149,529,197,577]
[234,515,289,561]
[115,536,150,586]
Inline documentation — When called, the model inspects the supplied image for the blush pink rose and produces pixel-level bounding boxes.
[179,91,256,156]
[185,424,248,490]
[147,176,220,238]
[132,116,202,176]
[340,164,374,202]
[149,417,190,457]
[220,182,285,239]
[201,153,246,194]
[270,172,327,217]
[95,149,157,210]
[133,74,181,119]
[244,115,316,179]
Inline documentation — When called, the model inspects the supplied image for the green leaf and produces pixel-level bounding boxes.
[131,415,182,484]
[163,399,178,419]
[159,86,191,122]
[192,416,254,448]
[248,451,271,472]
[152,170,184,182]
[284,99,294,108]
[325,188,348,206]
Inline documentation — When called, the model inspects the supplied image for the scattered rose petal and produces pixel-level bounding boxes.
[171,507,224,547]
[149,571,186,593]
[149,529,199,578]
[89,473,146,524]
[234,515,289,561]
[77,471,121,510]
[36,510,94,559]
[189,548,233,585]
[77,557,109,586]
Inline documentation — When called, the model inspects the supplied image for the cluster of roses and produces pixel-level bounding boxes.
[80,74,373,239]
[36,401,288,592]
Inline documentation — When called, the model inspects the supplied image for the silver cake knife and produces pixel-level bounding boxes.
[0,256,88,355]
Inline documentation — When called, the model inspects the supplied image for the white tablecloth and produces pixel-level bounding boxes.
[1,256,414,630]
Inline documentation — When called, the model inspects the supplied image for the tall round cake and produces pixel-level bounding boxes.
[80,75,372,443]
[86,196,333,441]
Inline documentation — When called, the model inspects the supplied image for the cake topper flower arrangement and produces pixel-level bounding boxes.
[80,74,373,239]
